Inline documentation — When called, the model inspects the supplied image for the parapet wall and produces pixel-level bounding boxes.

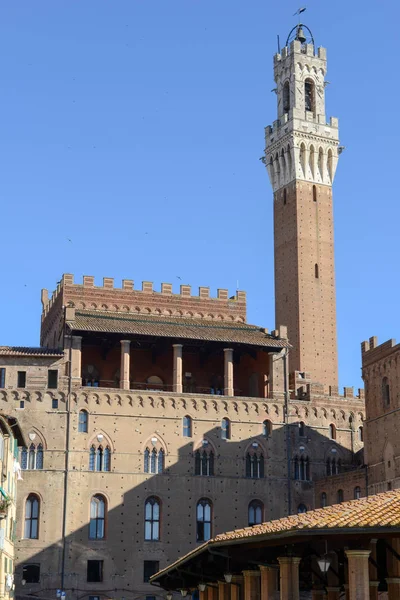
[361,336,400,368]
[41,273,247,329]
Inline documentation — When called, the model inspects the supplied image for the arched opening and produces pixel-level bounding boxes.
[221,418,230,440]
[78,410,88,433]
[89,495,106,539]
[313,185,317,202]
[286,144,292,180]
[382,377,390,406]
[318,147,324,179]
[283,188,287,205]
[299,143,306,176]
[297,504,307,514]
[309,145,315,178]
[246,448,264,479]
[329,423,336,440]
[315,263,319,279]
[304,78,315,112]
[145,496,160,541]
[283,81,290,113]
[358,426,363,442]
[248,500,264,526]
[263,420,272,438]
[327,148,333,181]
[89,444,111,472]
[320,492,327,508]
[196,498,212,542]
[337,489,344,503]
[146,375,164,391]
[354,486,361,500]
[298,421,305,437]
[183,415,192,437]
[24,495,40,539]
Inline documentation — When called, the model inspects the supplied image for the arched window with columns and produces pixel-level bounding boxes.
[89,495,106,539]
[196,498,212,542]
[21,443,44,470]
[144,496,160,541]
[245,444,264,479]
[89,444,111,472]
[194,442,214,476]
[248,500,264,526]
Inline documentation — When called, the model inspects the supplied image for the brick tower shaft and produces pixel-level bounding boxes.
[265,29,340,388]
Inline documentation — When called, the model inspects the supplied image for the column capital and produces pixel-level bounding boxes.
[258,565,278,572]
[224,347,234,353]
[242,570,260,577]
[173,343,183,349]
[120,339,131,346]
[369,581,379,587]
[277,556,301,565]
[386,577,400,583]
[345,549,371,558]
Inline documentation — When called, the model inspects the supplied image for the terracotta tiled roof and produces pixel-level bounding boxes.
[70,310,289,349]
[151,491,400,583]
[0,347,63,357]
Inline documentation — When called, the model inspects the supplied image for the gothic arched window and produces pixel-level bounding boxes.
[183,416,192,437]
[304,78,315,112]
[358,426,363,442]
[196,498,212,542]
[248,500,263,526]
[22,444,43,470]
[24,495,40,539]
[221,418,230,440]
[320,492,327,508]
[78,410,88,433]
[382,377,390,406]
[89,495,106,539]
[297,504,307,514]
[294,456,310,481]
[354,486,361,500]
[246,448,264,479]
[283,81,290,113]
[329,424,336,440]
[145,496,160,541]
[144,447,164,474]
[298,421,305,437]
[337,489,344,503]
[195,447,214,476]
[263,420,272,438]
[89,445,111,472]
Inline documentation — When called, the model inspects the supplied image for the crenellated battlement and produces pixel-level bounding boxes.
[40,274,248,346]
[361,336,400,368]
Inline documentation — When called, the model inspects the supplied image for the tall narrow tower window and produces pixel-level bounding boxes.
[283,188,287,205]
[304,79,315,112]
[283,81,290,113]
[313,185,317,202]
[315,264,319,279]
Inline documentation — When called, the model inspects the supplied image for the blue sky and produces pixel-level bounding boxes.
[0,1,398,390]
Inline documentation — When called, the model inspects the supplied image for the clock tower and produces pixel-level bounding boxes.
[265,25,340,389]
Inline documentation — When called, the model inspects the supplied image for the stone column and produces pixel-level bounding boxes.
[387,578,400,599]
[345,550,371,600]
[277,557,301,600]
[242,570,260,600]
[368,539,379,600]
[224,348,234,396]
[387,537,400,599]
[120,340,131,390]
[70,335,82,383]
[207,586,219,600]
[231,576,243,600]
[173,344,183,393]
[200,591,207,600]
[326,588,341,600]
[259,565,278,600]
[218,582,229,600]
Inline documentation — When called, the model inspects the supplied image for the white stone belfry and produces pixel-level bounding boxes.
[265,38,340,192]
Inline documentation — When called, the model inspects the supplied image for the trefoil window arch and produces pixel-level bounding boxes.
[21,443,44,470]
[246,446,264,479]
[89,445,111,472]
[195,444,214,476]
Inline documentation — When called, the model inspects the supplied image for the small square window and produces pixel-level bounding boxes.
[19,401,25,409]
[143,560,159,583]
[17,371,26,388]
[22,563,40,584]
[52,399,59,410]
[0,368,5,388]
[47,370,58,389]
[87,560,103,583]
